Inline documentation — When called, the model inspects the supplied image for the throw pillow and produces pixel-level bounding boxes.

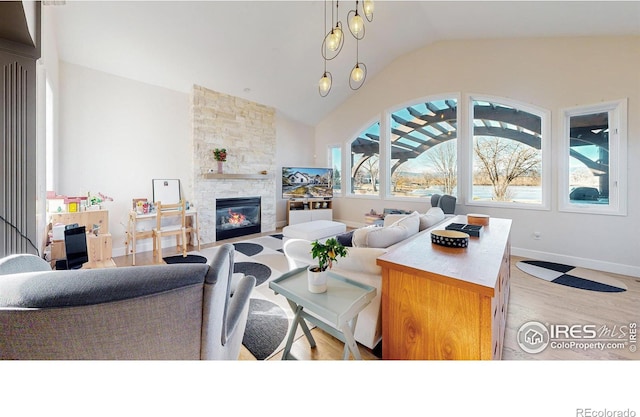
[419,207,445,231]
[352,225,380,248]
[355,212,421,248]
[365,225,410,248]
[335,230,355,247]
[389,211,420,234]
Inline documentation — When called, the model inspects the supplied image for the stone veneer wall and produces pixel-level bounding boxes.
[191,85,276,244]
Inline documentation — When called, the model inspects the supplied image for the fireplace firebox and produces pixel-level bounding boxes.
[215,197,261,241]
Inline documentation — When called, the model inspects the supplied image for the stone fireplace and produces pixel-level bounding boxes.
[191,85,276,243]
[215,197,261,240]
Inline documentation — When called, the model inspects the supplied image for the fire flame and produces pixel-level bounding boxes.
[227,209,246,225]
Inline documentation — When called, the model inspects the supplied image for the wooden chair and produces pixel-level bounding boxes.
[153,200,188,264]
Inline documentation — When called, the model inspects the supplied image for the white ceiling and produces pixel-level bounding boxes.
[47,1,640,126]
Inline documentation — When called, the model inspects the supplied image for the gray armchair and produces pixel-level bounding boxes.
[0,244,255,360]
[430,193,457,214]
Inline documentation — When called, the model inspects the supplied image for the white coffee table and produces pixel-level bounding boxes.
[269,266,376,360]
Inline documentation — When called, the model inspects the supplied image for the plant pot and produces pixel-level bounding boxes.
[307,265,328,293]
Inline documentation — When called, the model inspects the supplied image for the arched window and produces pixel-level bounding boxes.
[470,97,549,208]
[349,121,380,196]
[388,98,458,198]
[328,144,342,195]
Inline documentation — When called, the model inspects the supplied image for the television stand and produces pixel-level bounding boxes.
[286,199,333,225]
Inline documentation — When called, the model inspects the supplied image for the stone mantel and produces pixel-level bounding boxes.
[203,173,273,180]
[192,85,277,244]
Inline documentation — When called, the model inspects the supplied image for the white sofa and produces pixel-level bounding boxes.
[283,208,451,350]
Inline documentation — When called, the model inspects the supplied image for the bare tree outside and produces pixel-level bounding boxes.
[360,156,379,192]
[474,137,541,201]
[426,141,457,195]
[391,169,410,192]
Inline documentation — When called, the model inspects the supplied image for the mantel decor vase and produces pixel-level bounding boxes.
[307,266,328,293]
[217,161,224,174]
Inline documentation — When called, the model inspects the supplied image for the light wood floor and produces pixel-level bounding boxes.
[115,230,640,360]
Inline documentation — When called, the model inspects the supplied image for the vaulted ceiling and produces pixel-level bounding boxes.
[46,1,640,126]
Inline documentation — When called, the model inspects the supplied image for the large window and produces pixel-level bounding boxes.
[349,121,380,196]
[470,98,549,208]
[328,145,342,195]
[388,99,458,198]
[560,99,627,215]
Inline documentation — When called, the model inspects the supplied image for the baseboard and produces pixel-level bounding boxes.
[511,247,640,278]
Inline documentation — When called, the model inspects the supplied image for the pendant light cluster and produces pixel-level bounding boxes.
[319,0,374,97]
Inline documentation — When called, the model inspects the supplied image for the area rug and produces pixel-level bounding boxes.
[516,260,627,293]
[162,254,208,264]
[195,234,313,360]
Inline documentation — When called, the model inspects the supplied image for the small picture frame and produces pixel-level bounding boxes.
[132,198,147,210]
[152,179,181,205]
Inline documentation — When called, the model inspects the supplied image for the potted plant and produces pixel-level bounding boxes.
[308,237,348,293]
[213,148,227,173]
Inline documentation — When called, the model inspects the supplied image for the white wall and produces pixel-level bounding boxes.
[57,63,313,255]
[275,110,315,227]
[315,36,640,277]
[58,62,191,256]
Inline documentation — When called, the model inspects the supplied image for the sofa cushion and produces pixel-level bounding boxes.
[354,211,420,248]
[419,207,445,231]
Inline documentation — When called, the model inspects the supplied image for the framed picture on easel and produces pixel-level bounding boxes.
[152,179,181,204]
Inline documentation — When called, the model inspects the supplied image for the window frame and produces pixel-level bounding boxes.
[559,99,627,216]
[327,143,343,197]
[384,93,461,203]
[466,94,551,211]
[346,117,383,200]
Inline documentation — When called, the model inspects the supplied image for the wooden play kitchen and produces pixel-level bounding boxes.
[377,215,511,360]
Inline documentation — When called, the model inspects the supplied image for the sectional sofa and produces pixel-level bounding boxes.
[283,207,451,349]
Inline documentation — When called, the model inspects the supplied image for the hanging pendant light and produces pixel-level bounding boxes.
[319,0,373,97]
[331,22,343,49]
[319,1,332,97]
[363,0,374,22]
[351,64,365,83]
[349,37,367,90]
[326,30,339,51]
[322,1,343,60]
[348,1,365,40]
[329,2,343,52]
[319,71,332,97]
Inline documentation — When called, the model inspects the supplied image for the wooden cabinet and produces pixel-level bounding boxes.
[47,210,114,268]
[49,210,109,234]
[376,216,511,360]
[286,199,333,225]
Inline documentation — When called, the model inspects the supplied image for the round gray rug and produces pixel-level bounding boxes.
[233,262,272,286]
[163,254,207,264]
[233,242,264,257]
[242,298,289,360]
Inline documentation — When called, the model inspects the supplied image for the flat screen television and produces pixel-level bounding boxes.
[282,167,333,199]
[64,226,89,270]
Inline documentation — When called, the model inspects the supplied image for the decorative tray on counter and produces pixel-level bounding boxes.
[445,223,483,238]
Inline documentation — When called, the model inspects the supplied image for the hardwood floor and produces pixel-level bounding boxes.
[113,230,640,360]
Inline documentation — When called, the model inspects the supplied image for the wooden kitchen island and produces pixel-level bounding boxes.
[376,215,511,360]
